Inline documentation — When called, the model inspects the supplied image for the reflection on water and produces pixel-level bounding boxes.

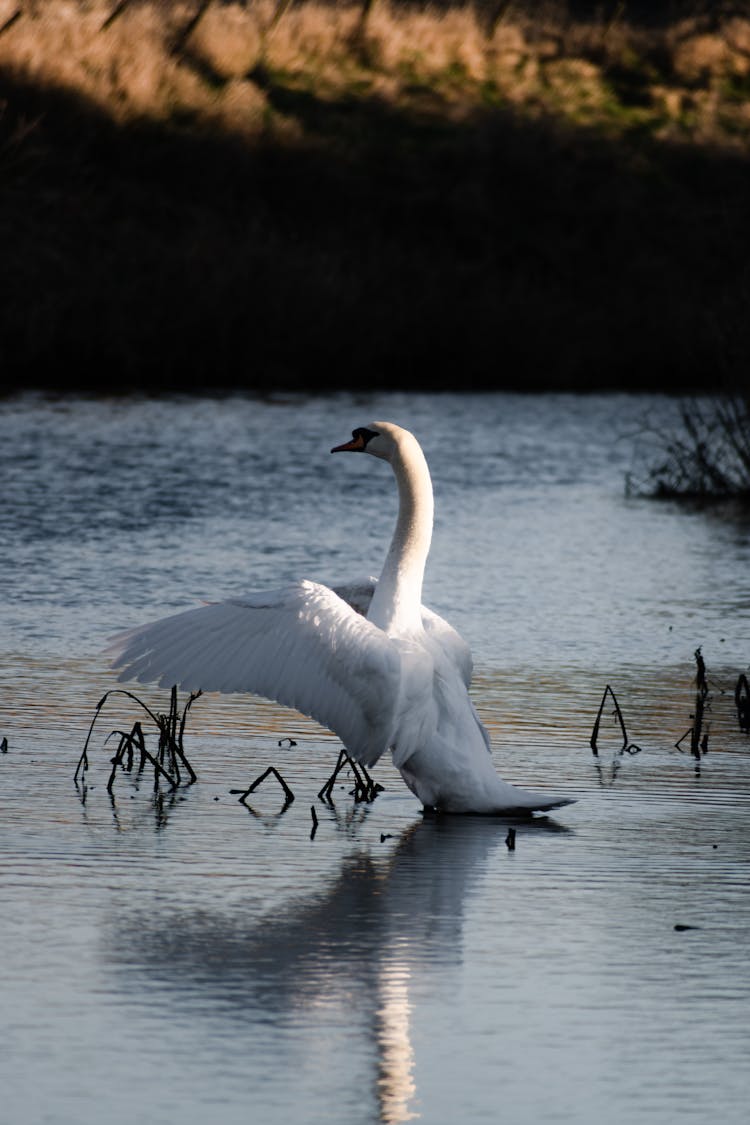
[1,393,749,1124]
[106,814,570,1125]
[377,954,416,1124]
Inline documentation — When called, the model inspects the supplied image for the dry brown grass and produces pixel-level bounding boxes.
[1,1,749,146]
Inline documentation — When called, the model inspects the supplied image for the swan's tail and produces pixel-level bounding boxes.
[422,784,576,816]
[398,748,576,815]
[489,782,576,814]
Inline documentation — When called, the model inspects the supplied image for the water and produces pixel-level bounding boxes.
[1,392,749,1124]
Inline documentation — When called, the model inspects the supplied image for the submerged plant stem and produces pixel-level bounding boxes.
[590,684,642,757]
[76,686,200,794]
[231,766,296,809]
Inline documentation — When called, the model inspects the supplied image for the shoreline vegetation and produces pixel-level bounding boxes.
[631,392,750,506]
[1,1,749,393]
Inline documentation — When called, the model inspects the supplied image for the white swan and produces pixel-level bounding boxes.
[110,422,573,815]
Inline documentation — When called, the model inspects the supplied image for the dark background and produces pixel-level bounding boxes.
[1,1,748,394]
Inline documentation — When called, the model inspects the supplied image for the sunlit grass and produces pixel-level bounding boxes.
[1,1,749,145]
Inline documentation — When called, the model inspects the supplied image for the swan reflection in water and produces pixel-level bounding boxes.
[108,813,570,1124]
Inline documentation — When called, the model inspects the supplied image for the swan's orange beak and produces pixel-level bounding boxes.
[331,433,366,453]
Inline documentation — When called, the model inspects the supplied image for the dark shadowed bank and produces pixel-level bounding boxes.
[1,0,749,394]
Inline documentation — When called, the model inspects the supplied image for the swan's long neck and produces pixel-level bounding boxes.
[368,435,434,635]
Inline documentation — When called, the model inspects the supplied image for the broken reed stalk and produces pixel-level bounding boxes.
[692,646,709,758]
[76,688,160,782]
[231,746,383,818]
[176,687,201,780]
[317,747,384,803]
[231,766,295,810]
[590,684,642,757]
[104,721,178,794]
[675,647,710,759]
[75,686,201,792]
[154,684,200,785]
[735,673,750,735]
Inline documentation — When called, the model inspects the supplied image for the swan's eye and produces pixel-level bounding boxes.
[353,427,379,445]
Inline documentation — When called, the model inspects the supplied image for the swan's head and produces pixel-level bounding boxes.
[331,421,403,462]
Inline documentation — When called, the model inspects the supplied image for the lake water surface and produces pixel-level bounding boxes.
[1,393,749,1124]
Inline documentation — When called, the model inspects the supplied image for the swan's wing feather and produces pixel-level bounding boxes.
[419,606,473,688]
[332,576,378,617]
[334,577,474,688]
[108,580,401,766]
[470,699,492,753]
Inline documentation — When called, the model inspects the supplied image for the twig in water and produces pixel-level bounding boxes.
[674,729,692,752]
[76,688,158,783]
[735,673,750,734]
[176,689,201,780]
[675,647,711,762]
[104,721,178,794]
[351,758,384,802]
[278,737,297,747]
[310,805,318,840]
[317,749,346,800]
[505,827,516,851]
[156,685,200,784]
[590,684,642,757]
[317,747,384,803]
[231,766,295,811]
[1,736,7,753]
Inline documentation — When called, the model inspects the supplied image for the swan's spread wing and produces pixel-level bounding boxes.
[109,580,401,766]
[334,577,473,687]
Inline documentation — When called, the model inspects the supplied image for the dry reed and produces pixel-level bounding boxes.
[631,395,750,505]
[75,685,200,794]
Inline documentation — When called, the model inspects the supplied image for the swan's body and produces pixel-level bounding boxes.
[110,422,573,815]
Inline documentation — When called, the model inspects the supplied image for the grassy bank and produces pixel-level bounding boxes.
[1,1,749,392]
